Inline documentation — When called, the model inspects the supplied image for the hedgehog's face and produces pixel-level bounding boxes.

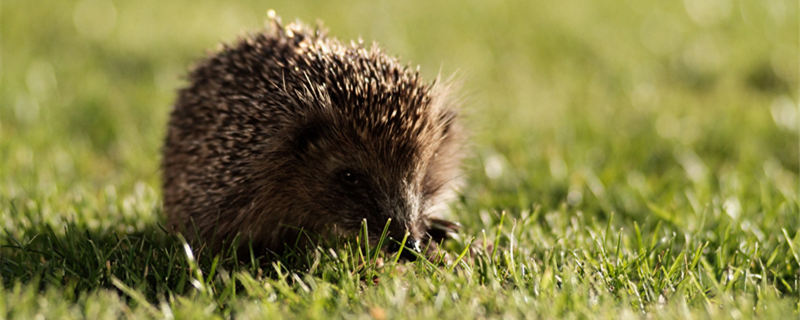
[284,104,461,255]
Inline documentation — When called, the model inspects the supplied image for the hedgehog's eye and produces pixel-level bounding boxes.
[338,170,360,187]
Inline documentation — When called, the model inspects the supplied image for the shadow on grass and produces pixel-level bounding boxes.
[0,222,319,301]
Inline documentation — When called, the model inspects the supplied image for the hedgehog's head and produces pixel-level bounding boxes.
[271,45,463,257]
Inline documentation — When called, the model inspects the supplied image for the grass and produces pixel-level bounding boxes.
[1,0,799,318]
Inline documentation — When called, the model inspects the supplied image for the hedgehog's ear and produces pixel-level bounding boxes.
[291,121,326,154]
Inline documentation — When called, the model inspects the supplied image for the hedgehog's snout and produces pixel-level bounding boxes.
[387,236,422,261]
[382,211,422,260]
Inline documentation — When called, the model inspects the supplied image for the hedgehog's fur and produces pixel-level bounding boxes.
[163,16,464,255]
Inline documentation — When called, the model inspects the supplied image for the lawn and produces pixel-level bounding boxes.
[1,0,799,318]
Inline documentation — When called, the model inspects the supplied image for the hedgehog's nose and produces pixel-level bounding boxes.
[388,237,422,261]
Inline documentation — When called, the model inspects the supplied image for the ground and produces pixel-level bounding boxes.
[1,0,799,318]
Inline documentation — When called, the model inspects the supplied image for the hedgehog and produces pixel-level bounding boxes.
[162,14,464,258]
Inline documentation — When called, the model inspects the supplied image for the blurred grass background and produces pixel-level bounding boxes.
[1,0,799,318]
